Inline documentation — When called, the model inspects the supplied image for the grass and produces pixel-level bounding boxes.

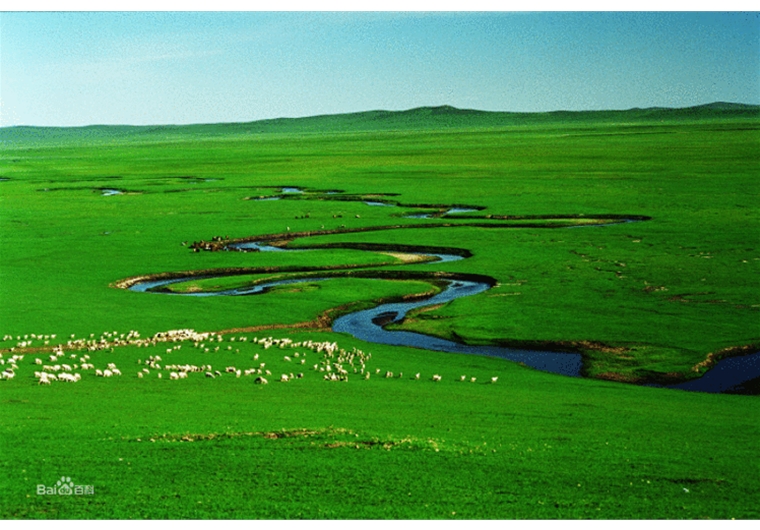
[1,105,759,518]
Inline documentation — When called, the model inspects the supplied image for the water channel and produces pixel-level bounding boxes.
[126,221,758,394]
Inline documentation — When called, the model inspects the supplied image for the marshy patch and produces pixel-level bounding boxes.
[129,427,474,454]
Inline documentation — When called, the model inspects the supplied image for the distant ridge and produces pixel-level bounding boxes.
[2,102,758,147]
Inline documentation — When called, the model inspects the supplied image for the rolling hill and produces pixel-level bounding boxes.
[1,102,758,147]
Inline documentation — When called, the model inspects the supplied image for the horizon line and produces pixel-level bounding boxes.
[2,101,758,130]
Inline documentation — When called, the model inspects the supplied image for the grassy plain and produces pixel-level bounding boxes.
[0,106,759,518]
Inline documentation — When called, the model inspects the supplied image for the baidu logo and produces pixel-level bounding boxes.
[37,476,94,496]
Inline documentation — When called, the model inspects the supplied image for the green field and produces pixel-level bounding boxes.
[1,105,759,519]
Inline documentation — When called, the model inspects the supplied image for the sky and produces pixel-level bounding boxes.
[1,8,759,127]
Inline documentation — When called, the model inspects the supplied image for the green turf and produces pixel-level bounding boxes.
[1,105,758,519]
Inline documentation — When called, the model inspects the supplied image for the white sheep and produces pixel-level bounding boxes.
[432,374,442,382]
[254,376,268,385]
[491,376,498,384]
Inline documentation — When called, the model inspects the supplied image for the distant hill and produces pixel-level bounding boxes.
[1,103,758,147]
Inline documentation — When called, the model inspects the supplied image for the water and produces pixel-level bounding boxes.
[365,201,394,207]
[126,257,756,391]
[281,187,303,194]
[129,276,327,297]
[124,218,754,393]
[129,272,582,377]
[101,189,123,196]
[427,253,465,263]
[405,208,476,218]
[405,213,433,219]
[662,351,760,394]
[229,241,294,252]
[332,280,582,377]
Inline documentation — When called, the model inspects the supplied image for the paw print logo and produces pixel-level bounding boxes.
[56,476,74,495]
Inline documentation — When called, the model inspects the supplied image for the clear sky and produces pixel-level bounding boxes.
[1,10,758,127]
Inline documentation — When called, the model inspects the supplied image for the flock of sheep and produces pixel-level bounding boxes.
[0,329,500,388]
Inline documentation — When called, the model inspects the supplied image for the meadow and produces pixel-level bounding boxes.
[0,105,758,519]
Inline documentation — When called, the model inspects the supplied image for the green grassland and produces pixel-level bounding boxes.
[1,105,759,519]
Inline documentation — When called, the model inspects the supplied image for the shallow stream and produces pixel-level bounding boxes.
[126,219,758,394]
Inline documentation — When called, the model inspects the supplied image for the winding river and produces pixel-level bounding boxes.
[124,214,758,394]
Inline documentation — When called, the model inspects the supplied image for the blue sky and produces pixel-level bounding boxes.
[1,10,758,126]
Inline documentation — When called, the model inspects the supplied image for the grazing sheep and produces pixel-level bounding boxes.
[414,373,420,380]
[169,372,179,380]
[205,372,215,378]
[432,374,442,382]
[157,373,162,379]
[103,370,113,378]
[280,374,290,382]
[254,376,268,385]
[491,376,498,384]
[35,358,42,365]
[137,372,143,379]
[470,377,477,383]
[460,375,466,382]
